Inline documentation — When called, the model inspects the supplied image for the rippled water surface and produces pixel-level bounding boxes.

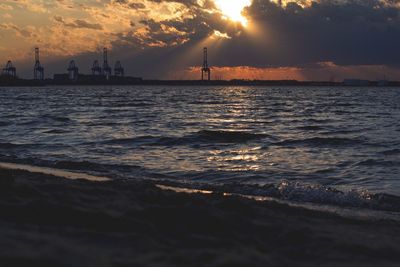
[1,86,399,196]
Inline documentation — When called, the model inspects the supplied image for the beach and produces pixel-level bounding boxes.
[1,167,400,267]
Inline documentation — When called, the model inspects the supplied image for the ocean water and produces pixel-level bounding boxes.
[1,86,400,212]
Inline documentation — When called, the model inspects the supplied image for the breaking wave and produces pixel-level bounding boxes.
[98,130,269,146]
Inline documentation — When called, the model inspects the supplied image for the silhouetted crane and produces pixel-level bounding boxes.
[114,61,124,77]
[2,60,16,77]
[67,60,79,81]
[102,47,111,80]
[33,47,44,80]
[201,47,211,81]
[92,60,102,75]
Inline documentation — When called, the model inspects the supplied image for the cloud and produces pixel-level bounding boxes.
[0,4,13,10]
[109,0,400,68]
[237,0,400,67]
[108,0,400,79]
[3,0,48,13]
[2,13,12,19]
[54,16,103,30]
[114,1,146,9]
[0,23,34,38]
[2,0,400,80]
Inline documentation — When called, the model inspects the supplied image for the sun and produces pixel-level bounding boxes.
[214,0,252,26]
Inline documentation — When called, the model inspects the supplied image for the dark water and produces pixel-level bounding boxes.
[1,86,400,212]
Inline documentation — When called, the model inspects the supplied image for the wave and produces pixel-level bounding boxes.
[0,142,68,151]
[297,125,324,131]
[43,129,69,134]
[0,121,12,127]
[159,180,400,213]
[42,115,72,123]
[274,137,364,147]
[305,118,334,124]
[356,159,399,167]
[320,129,360,135]
[189,100,232,105]
[109,101,155,107]
[52,160,142,173]
[99,132,367,148]
[2,157,400,215]
[99,130,269,147]
[380,149,400,155]
[17,115,72,126]
[0,142,22,149]
[193,130,268,143]
[102,103,154,111]
[15,95,42,101]
[101,136,156,145]
[0,142,43,150]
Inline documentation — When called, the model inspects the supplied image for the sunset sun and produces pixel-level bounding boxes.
[214,0,252,26]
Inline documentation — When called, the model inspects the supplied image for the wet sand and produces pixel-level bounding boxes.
[1,167,400,267]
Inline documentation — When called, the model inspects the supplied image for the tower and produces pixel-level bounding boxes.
[2,60,16,78]
[33,47,44,80]
[91,60,102,75]
[114,61,124,77]
[201,47,211,81]
[67,60,79,81]
[102,47,111,80]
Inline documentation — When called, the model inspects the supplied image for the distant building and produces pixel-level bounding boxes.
[53,74,69,81]
[343,79,370,86]
[53,73,142,85]
[377,80,389,87]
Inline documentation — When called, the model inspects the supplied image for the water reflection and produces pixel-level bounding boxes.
[207,147,262,171]
[0,86,400,194]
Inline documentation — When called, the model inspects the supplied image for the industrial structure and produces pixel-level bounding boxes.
[33,47,44,80]
[201,47,211,81]
[114,61,124,77]
[51,47,135,84]
[91,60,102,76]
[102,47,112,80]
[67,60,79,81]
[2,60,17,78]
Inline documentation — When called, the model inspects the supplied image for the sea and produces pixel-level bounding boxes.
[1,86,400,215]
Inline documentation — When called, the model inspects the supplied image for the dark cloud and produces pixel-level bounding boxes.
[109,0,400,76]
[17,0,400,79]
[237,0,400,67]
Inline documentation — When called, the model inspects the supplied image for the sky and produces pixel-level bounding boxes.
[0,0,400,81]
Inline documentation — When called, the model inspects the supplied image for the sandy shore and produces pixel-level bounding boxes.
[1,167,400,267]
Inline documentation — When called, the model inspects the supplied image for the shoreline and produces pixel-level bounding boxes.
[2,161,400,221]
[1,167,400,266]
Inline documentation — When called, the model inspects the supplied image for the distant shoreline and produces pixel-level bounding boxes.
[0,76,398,87]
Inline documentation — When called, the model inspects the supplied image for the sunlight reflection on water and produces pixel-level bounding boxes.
[0,86,400,194]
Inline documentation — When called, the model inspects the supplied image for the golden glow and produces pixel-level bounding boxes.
[214,0,251,26]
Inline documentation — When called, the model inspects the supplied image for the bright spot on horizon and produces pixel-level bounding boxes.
[214,0,251,26]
